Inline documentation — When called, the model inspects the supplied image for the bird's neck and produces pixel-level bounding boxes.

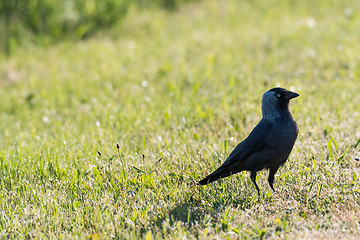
[262,105,290,120]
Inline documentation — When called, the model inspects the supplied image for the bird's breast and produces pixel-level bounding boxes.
[269,117,298,154]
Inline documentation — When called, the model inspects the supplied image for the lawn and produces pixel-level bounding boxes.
[0,0,360,239]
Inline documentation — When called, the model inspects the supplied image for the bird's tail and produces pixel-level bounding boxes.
[197,167,233,185]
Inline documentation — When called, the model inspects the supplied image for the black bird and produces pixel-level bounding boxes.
[198,88,299,194]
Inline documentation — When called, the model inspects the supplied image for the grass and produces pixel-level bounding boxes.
[1,0,360,238]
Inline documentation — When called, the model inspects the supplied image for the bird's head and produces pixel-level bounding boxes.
[261,87,299,119]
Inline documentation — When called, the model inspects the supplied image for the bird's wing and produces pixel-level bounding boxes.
[219,118,273,169]
[197,118,273,185]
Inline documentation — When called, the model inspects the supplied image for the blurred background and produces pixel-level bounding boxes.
[1,0,195,55]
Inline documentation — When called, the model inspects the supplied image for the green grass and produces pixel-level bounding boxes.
[1,0,360,238]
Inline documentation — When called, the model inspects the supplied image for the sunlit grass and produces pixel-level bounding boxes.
[0,0,360,238]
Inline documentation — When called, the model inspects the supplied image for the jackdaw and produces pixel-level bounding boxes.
[198,87,299,194]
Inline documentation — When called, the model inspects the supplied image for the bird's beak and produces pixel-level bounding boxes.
[284,90,299,100]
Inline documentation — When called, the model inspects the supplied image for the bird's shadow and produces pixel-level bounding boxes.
[152,201,202,228]
[151,192,258,230]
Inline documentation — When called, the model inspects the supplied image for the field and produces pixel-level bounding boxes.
[1,0,360,239]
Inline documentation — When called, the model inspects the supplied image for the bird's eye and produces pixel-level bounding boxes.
[276,93,281,98]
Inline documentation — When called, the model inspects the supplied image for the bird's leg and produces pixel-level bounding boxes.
[250,171,260,195]
[268,168,278,192]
